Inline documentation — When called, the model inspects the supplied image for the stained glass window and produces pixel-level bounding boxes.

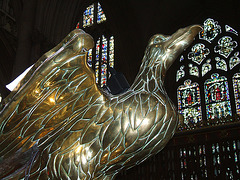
[82,2,106,28]
[229,52,240,70]
[109,36,114,68]
[95,38,100,84]
[87,49,93,67]
[97,2,106,24]
[214,36,237,58]
[204,73,232,119]
[215,57,227,71]
[100,35,108,86]
[79,2,114,87]
[101,36,108,64]
[178,80,202,125]
[189,64,199,77]
[93,36,115,86]
[176,66,185,82]
[180,55,184,62]
[202,59,212,76]
[83,4,94,28]
[76,22,80,29]
[225,25,238,36]
[233,73,240,115]
[176,18,240,128]
[199,18,221,43]
[188,43,210,65]
[101,64,107,86]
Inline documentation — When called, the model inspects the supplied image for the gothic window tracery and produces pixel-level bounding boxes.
[225,25,238,36]
[189,64,199,77]
[176,66,185,82]
[176,18,239,129]
[229,52,240,70]
[188,43,210,65]
[214,36,237,58]
[202,59,212,77]
[199,18,221,43]
[215,57,227,71]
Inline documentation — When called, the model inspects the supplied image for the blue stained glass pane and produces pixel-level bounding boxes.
[87,49,93,67]
[101,64,107,87]
[97,2,106,24]
[83,4,94,27]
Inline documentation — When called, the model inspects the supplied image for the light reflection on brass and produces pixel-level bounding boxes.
[0,26,201,179]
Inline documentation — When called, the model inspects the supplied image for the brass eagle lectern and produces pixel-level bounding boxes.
[0,25,201,179]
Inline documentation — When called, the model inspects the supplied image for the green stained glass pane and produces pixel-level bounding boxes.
[199,18,221,43]
[97,2,106,24]
[229,52,240,70]
[215,57,227,71]
[176,66,185,82]
[202,59,212,77]
[214,36,237,58]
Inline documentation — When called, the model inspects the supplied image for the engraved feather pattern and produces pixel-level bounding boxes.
[0,26,201,179]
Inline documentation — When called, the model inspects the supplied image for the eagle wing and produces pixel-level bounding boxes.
[0,29,104,164]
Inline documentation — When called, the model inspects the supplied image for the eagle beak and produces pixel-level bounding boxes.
[163,25,202,71]
[167,25,202,51]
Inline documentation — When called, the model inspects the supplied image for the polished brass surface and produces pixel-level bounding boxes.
[0,26,201,179]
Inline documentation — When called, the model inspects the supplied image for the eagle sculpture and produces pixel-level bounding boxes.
[0,25,201,179]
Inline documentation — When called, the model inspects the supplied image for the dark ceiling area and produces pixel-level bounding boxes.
[102,0,240,84]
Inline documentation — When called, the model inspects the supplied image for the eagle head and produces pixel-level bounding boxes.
[144,25,202,80]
